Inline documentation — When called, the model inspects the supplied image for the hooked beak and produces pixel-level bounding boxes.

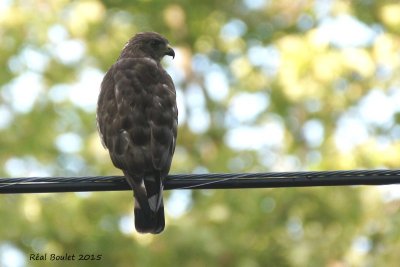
[165,45,175,59]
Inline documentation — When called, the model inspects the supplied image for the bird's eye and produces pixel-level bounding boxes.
[150,40,163,48]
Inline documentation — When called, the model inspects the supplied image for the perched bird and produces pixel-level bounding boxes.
[97,32,178,234]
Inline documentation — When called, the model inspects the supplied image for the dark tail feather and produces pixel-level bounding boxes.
[134,197,165,234]
[125,173,165,234]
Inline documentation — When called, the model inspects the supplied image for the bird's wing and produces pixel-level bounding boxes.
[147,74,178,177]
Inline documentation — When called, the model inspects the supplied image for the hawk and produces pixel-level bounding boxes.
[97,32,178,234]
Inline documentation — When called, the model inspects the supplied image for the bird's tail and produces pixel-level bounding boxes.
[125,172,165,234]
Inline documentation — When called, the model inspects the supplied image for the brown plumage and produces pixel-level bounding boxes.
[97,32,177,234]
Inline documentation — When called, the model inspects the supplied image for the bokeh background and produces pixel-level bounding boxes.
[1,0,400,266]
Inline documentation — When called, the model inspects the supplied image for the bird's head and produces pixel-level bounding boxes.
[119,32,175,62]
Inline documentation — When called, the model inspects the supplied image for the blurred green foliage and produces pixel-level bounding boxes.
[1,0,400,266]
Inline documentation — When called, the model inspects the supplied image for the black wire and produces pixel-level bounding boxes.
[1,169,400,194]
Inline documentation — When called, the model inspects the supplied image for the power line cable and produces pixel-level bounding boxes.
[1,169,400,194]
